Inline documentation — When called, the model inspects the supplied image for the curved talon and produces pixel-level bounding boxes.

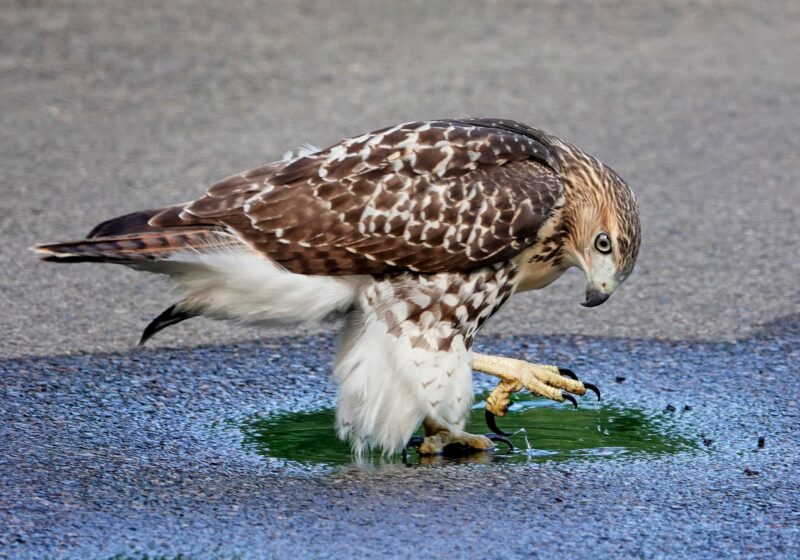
[402,435,425,463]
[562,392,578,409]
[485,409,512,437]
[583,382,602,401]
[559,368,578,381]
[485,432,514,451]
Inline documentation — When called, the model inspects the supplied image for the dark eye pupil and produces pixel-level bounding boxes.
[595,234,612,253]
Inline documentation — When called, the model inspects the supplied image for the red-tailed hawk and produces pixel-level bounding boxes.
[34,118,640,456]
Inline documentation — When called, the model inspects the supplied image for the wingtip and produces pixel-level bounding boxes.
[138,303,198,347]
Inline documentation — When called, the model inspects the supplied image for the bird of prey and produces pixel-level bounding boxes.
[34,118,640,456]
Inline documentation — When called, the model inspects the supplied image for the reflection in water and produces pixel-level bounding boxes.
[240,395,695,467]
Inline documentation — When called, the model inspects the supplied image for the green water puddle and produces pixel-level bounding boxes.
[240,395,696,466]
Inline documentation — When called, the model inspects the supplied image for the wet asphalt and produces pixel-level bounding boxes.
[2,1,800,558]
[2,316,799,559]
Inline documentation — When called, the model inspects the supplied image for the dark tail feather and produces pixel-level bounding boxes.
[139,304,199,346]
[32,235,157,263]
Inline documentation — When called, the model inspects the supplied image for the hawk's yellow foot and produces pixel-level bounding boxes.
[472,353,601,436]
[403,417,513,460]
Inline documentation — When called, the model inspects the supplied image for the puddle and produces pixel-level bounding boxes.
[240,395,696,467]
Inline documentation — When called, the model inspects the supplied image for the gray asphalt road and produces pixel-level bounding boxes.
[2,1,799,558]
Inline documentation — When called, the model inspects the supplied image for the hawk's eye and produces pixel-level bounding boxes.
[594,233,612,254]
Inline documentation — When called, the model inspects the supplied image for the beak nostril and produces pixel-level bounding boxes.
[601,283,608,289]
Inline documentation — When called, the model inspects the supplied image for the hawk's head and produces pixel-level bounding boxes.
[561,160,641,307]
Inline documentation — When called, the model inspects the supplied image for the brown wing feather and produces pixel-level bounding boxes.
[149,119,566,275]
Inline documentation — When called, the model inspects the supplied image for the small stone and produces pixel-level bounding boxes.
[665,404,676,413]
[615,376,626,383]
[683,405,692,412]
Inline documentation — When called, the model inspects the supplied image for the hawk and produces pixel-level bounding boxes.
[34,118,640,456]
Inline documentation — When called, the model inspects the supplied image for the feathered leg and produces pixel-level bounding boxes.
[335,268,520,457]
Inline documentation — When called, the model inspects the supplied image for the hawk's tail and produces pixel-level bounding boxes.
[31,208,245,345]
[32,207,243,264]
[32,228,241,264]
[32,207,361,346]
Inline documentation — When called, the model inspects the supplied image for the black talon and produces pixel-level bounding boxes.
[583,382,602,401]
[559,368,579,381]
[562,392,578,409]
[485,409,513,437]
[558,367,601,401]
[401,436,425,463]
[485,432,515,451]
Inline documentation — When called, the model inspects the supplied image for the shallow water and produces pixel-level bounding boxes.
[240,394,697,467]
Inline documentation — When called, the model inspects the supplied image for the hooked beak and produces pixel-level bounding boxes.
[581,287,611,307]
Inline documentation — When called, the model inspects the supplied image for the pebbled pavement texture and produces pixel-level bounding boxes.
[1,1,799,558]
[2,316,799,558]
[1,0,799,358]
